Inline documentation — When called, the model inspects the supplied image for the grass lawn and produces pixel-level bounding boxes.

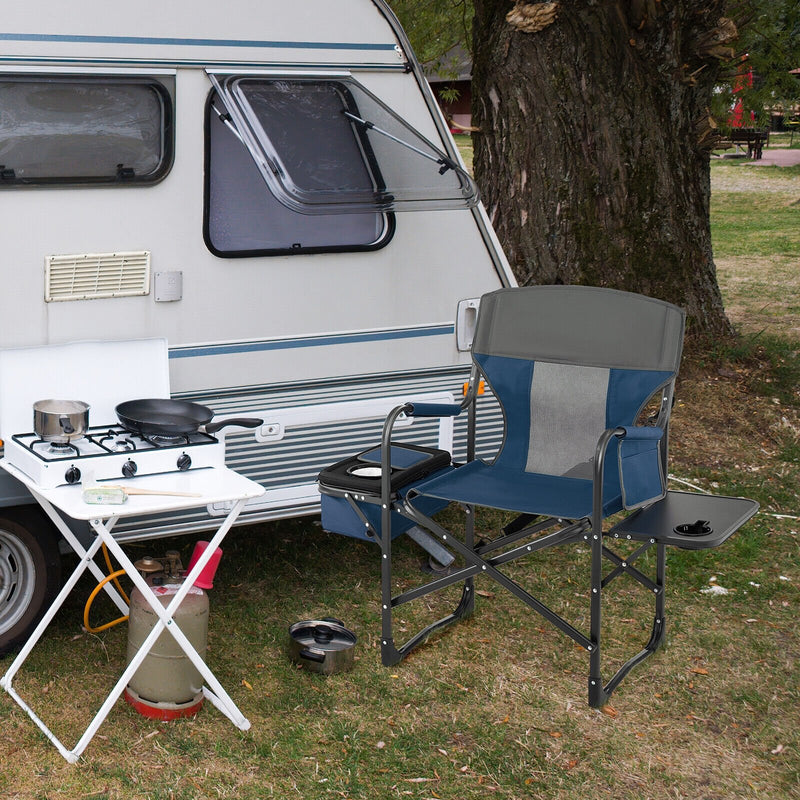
[0,157,798,799]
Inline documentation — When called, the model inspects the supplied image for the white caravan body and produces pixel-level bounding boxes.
[0,2,511,545]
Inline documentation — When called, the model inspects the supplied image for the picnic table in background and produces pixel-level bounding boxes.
[726,127,770,160]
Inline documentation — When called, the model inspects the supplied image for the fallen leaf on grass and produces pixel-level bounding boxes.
[493,715,509,725]
[549,731,562,738]
[771,744,786,755]
[691,667,709,675]
[405,777,436,783]
[476,590,495,598]
[376,741,386,749]
[601,705,619,718]
[242,679,253,690]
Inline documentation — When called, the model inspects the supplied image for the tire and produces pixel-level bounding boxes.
[0,506,62,657]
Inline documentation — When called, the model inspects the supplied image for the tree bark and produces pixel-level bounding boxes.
[471,0,734,338]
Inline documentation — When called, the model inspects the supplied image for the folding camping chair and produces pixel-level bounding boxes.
[318,285,758,706]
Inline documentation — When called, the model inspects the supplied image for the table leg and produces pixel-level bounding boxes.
[32,491,128,614]
[0,535,105,763]
[86,500,251,731]
[1,497,252,763]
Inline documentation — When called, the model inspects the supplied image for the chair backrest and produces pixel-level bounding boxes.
[472,286,686,479]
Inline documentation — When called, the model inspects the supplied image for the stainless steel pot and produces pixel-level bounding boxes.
[33,399,90,443]
[288,619,356,675]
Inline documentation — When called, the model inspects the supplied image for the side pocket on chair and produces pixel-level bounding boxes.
[618,427,666,510]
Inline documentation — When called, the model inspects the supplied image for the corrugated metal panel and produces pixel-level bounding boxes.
[45,251,150,302]
[111,367,504,541]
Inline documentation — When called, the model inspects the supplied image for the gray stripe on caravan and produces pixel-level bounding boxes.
[0,33,397,51]
[0,57,407,71]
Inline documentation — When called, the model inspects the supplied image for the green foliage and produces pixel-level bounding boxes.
[386,0,473,68]
[716,0,800,127]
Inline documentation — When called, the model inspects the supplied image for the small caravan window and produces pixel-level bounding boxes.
[0,76,172,185]
[208,74,479,214]
[204,90,393,256]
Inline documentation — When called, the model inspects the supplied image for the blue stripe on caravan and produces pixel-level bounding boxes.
[169,325,456,360]
[0,32,397,51]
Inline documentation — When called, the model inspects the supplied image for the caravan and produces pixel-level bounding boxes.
[0,1,512,652]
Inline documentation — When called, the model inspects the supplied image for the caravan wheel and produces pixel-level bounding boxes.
[0,508,61,656]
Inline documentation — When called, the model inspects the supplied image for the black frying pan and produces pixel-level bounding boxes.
[116,398,262,437]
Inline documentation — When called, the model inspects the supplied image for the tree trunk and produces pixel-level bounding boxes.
[471,0,734,338]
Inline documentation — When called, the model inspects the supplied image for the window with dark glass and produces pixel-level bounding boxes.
[204,87,393,256]
[0,76,173,185]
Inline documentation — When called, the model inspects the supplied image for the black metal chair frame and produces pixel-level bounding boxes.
[319,288,758,708]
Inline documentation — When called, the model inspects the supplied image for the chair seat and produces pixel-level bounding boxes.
[411,460,624,520]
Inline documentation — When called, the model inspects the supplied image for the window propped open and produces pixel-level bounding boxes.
[207,73,478,214]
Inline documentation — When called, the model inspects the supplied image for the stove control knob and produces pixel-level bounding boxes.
[177,453,192,471]
[65,466,81,485]
[122,460,138,479]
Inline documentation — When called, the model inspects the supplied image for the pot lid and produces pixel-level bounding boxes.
[288,619,357,652]
[0,338,170,437]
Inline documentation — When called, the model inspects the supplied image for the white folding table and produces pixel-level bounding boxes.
[0,462,264,764]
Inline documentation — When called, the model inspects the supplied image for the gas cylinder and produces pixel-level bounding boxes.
[124,552,210,720]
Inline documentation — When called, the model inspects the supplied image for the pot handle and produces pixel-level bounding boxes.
[204,417,263,435]
[59,416,75,434]
[299,648,327,663]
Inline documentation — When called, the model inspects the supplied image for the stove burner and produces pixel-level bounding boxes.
[146,433,190,446]
[34,439,81,457]
[48,442,76,456]
[98,430,137,452]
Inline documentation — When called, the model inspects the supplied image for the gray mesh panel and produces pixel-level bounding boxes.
[526,363,610,476]
[474,286,685,372]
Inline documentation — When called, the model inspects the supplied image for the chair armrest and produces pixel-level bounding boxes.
[619,425,664,441]
[405,402,463,418]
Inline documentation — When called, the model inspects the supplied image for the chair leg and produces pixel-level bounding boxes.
[379,503,475,667]
[588,525,608,707]
[589,540,668,707]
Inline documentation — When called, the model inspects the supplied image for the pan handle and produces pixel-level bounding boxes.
[204,417,263,435]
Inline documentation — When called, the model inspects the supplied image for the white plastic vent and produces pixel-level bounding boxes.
[45,251,151,302]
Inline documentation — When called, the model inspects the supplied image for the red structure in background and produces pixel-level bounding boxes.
[729,55,755,128]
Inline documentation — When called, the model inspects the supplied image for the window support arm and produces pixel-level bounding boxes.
[210,101,245,146]
[342,111,457,174]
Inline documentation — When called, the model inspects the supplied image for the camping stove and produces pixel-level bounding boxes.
[0,338,228,490]
[4,425,225,489]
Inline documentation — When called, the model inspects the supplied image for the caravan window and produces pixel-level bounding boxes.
[208,74,478,215]
[0,76,172,185]
[204,88,393,256]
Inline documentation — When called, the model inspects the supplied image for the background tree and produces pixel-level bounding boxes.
[470,0,738,337]
[388,0,797,338]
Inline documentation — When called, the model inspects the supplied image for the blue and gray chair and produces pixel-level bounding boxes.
[319,285,757,706]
